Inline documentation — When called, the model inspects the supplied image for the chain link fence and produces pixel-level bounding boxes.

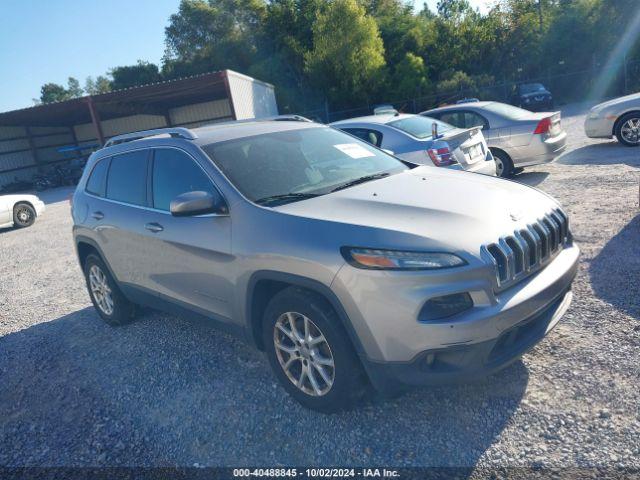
[293,57,640,123]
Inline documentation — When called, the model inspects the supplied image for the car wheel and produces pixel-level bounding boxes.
[615,113,640,147]
[83,254,136,326]
[13,203,36,228]
[491,149,514,178]
[263,287,368,412]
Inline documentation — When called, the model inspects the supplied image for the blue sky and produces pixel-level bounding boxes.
[0,0,180,112]
[0,0,491,113]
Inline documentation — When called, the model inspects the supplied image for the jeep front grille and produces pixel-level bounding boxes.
[482,209,570,289]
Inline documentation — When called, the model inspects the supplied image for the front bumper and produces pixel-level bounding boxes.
[584,115,614,139]
[364,288,572,390]
[34,200,46,217]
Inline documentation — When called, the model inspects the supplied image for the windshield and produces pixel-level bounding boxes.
[388,115,454,139]
[202,126,407,205]
[520,83,545,94]
[483,102,533,120]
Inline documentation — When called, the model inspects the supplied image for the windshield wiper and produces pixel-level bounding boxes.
[255,192,320,206]
[330,172,390,192]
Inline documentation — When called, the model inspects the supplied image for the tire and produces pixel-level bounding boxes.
[262,287,368,412]
[83,254,136,326]
[615,112,640,147]
[13,203,36,228]
[491,149,514,178]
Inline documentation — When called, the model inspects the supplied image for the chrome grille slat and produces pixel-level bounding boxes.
[483,209,571,290]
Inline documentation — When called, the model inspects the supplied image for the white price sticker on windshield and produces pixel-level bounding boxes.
[334,143,375,159]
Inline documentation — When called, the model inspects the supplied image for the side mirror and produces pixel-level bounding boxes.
[170,191,227,217]
[382,148,395,156]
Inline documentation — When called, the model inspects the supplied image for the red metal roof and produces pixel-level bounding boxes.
[0,70,231,127]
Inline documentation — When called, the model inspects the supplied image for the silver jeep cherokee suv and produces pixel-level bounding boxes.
[72,120,579,412]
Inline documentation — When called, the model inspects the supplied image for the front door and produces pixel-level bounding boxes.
[139,147,233,320]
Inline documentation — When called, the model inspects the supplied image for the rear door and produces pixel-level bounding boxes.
[95,149,152,288]
[139,147,233,319]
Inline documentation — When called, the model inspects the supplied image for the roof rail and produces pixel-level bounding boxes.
[271,115,314,123]
[103,127,198,148]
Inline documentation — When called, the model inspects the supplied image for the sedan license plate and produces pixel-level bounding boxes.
[465,143,484,163]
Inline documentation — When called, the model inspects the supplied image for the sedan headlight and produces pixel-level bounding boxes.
[341,247,467,270]
[588,111,600,119]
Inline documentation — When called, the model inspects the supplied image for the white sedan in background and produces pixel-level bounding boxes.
[585,92,640,146]
[0,194,45,229]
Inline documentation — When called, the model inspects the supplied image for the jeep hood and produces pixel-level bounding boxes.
[275,166,560,253]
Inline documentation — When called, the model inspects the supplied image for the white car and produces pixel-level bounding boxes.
[0,194,45,229]
[584,92,640,146]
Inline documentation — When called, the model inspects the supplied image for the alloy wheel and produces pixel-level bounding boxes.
[620,118,640,144]
[495,157,504,176]
[273,312,335,396]
[89,265,114,316]
[15,206,33,225]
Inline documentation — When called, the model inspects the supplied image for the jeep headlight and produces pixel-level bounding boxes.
[341,247,466,270]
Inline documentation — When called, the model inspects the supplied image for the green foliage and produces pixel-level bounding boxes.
[110,61,161,90]
[38,77,84,104]
[163,0,266,76]
[84,76,112,95]
[391,52,429,99]
[35,0,640,111]
[304,0,385,106]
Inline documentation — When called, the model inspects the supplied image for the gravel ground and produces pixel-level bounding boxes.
[0,103,638,471]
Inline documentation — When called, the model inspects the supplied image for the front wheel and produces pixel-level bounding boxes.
[615,113,640,147]
[13,203,36,228]
[263,287,368,412]
[491,149,514,178]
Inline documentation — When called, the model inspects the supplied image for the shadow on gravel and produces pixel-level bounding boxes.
[555,141,640,167]
[0,307,528,468]
[590,214,640,320]
[36,186,76,205]
[513,171,549,186]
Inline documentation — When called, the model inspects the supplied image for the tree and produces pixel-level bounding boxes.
[39,83,70,104]
[67,77,83,98]
[84,75,112,95]
[390,52,429,99]
[38,77,84,104]
[304,0,385,106]
[163,0,266,76]
[110,61,161,90]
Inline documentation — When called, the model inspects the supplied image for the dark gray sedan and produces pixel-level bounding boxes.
[423,102,567,177]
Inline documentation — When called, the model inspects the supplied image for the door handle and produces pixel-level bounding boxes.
[91,211,104,220]
[144,222,164,233]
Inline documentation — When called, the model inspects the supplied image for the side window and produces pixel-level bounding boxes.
[85,158,110,197]
[106,150,149,206]
[152,148,219,211]
[463,112,490,129]
[439,112,464,128]
[342,128,383,147]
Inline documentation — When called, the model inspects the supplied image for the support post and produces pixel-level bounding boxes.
[85,96,105,146]
[25,126,42,171]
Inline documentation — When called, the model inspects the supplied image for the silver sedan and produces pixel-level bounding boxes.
[331,113,496,176]
[584,92,640,146]
[423,101,567,177]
